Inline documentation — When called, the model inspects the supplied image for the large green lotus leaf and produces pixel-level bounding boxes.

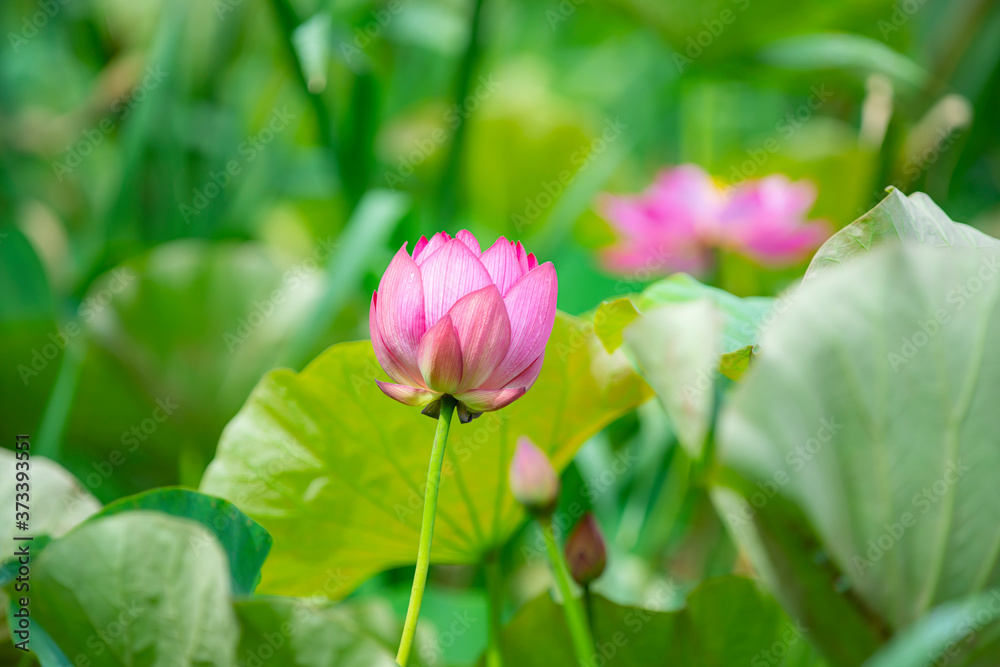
[806,188,1000,278]
[719,245,1000,641]
[200,312,652,596]
[91,487,272,596]
[494,576,827,666]
[8,512,240,666]
[709,483,886,666]
[60,240,329,498]
[6,512,404,666]
[863,592,1000,667]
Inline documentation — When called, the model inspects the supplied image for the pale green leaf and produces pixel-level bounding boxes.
[806,187,1000,278]
[623,300,720,458]
[13,512,240,666]
[92,488,272,596]
[719,244,1000,651]
[7,512,405,666]
[863,592,1000,667]
[593,297,639,354]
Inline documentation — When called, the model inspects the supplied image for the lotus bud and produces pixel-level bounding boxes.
[509,437,560,516]
[564,513,607,586]
[369,231,558,423]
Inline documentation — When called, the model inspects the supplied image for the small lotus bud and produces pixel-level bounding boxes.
[509,437,560,516]
[564,513,607,585]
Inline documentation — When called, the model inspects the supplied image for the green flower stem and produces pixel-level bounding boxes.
[396,395,457,666]
[485,555,505,667]
[539,515,597,666]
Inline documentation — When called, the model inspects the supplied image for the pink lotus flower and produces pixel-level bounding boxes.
[598,165,830,275]
[370,230,558,423]
[509,436,560,516]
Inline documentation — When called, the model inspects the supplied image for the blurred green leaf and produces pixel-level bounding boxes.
[8,512,240,666]
[719,244,1000,661]
[863,592,1000,667]
[201,312,652,597]
[235,598,406,667]
[0,228,53,321]
[593,297,639,354]
[280,189,410,368]
[709,484,886,666]
[624,300,720,458]
[464,72,595,238]
[6,512,401,666]
[0,229,60,449]
[807,187,1000,277]
[759,33,928,89]
[594,274,773,355]
[593,275,772,456]
[494,576,827,666]
[719,345,754,381]
[61,240,333,499]
[91,487,271,596]
[293,14,333,94]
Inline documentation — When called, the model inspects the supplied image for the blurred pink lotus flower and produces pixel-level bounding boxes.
[509,436,560,516]
[598,165,831,275]
[370,230,558,423]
